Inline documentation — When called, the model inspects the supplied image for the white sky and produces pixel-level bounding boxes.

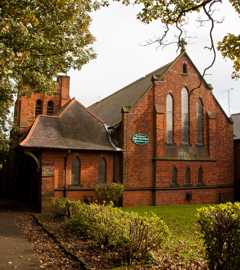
[69,1,240,116]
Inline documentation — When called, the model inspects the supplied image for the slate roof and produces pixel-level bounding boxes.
[89,52,228,127]
[88,62,173,126]
[20,99,119,151]
[231,113,240,140]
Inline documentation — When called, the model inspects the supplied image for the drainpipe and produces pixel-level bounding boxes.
[63,150,71,198]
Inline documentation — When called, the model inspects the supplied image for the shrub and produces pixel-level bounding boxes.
[197,203,240,270]
[66,201,169,264]
[95,183,124,205]
[52,197,71,218]
[67,201,97,237]
[67,202,129,246]
[122,213,169,264]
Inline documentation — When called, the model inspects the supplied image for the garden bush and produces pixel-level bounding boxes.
[67,202,129,247]
[95,183,124,205]
[52,197,71,218]
[66,201,169,264]
[197,203,240,270]
[122,213,169,264]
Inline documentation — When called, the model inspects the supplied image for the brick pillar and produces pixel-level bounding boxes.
[208,112,217,159]
[152,76,165,158]
[57,76,70,107]
[121,106,131,185]
[152,76,165,205]
[155,107,165,157]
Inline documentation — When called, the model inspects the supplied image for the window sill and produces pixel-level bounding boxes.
[195,183,205,187]
[196,143,205,147]
[68,184,83,189]
[170,183,179,188]
[183,184,192,188]
[165,143,176,146]
[180,143,192,147]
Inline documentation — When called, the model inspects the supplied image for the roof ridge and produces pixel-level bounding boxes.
[58,98,76,117]
[89,61,172,109]
[74,99,107,125]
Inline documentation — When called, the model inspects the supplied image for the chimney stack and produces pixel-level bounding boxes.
[57,75,70,107]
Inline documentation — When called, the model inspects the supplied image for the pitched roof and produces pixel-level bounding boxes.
[231,113,240,140]
[20,99,120,151]
[88,51,214,127]
[88,62,173,126]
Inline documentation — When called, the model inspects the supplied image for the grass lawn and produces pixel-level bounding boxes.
[124,204,207,261]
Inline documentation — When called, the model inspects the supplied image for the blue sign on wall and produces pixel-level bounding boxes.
[132,133,149,145]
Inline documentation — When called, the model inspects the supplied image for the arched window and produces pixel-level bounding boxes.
[183,63,188,74]
[166,94,174,144]
[171,166,178,186]
[181,88,189,144]
[98,158,107,183]
[47,101,54,115]
[197,167,204,185]
[196,98,204,145]
[185,167,191,185]
[35,99,42,116]
[71,158,81,186]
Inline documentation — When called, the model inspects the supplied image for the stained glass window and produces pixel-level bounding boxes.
[99,158,107,183]
[172,167,178,186]
[196,99,204,144]
[166,94,174,144]
[181,88,189,143]
[198,167,204,185]
[71,158,80,185]
[185,167,191,185]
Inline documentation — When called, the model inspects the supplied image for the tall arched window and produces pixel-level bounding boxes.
[99,158,107,183]
[185,167,191,185]
[35,99,43,116]
[197,167,204,185]
[166,94,174,144]
[71,158,81,186]
[171,166,178,186]
[181,88,189,144]
[196,98,204,145]
[47,101,54,115]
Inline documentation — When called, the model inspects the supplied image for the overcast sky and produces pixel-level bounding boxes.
[69,1,240,116]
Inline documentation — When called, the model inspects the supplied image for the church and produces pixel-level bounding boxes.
[14,51,234,211]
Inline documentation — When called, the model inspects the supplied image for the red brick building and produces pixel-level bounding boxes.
[15,51,234,211]
[231,113,240,200]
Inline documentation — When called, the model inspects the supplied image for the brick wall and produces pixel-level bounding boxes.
[234,140,240,200]
[41,150,114,206]
[122,89,154,190]
[122,53,234,206]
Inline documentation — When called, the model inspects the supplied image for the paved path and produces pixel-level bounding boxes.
[0,204,40,269]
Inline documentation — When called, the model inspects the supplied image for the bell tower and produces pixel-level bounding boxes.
[14,76,71,134]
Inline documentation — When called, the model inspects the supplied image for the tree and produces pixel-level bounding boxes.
[115,0,240,79]
[0,0,107,149]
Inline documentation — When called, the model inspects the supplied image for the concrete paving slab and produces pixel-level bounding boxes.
[0,212,40,270]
